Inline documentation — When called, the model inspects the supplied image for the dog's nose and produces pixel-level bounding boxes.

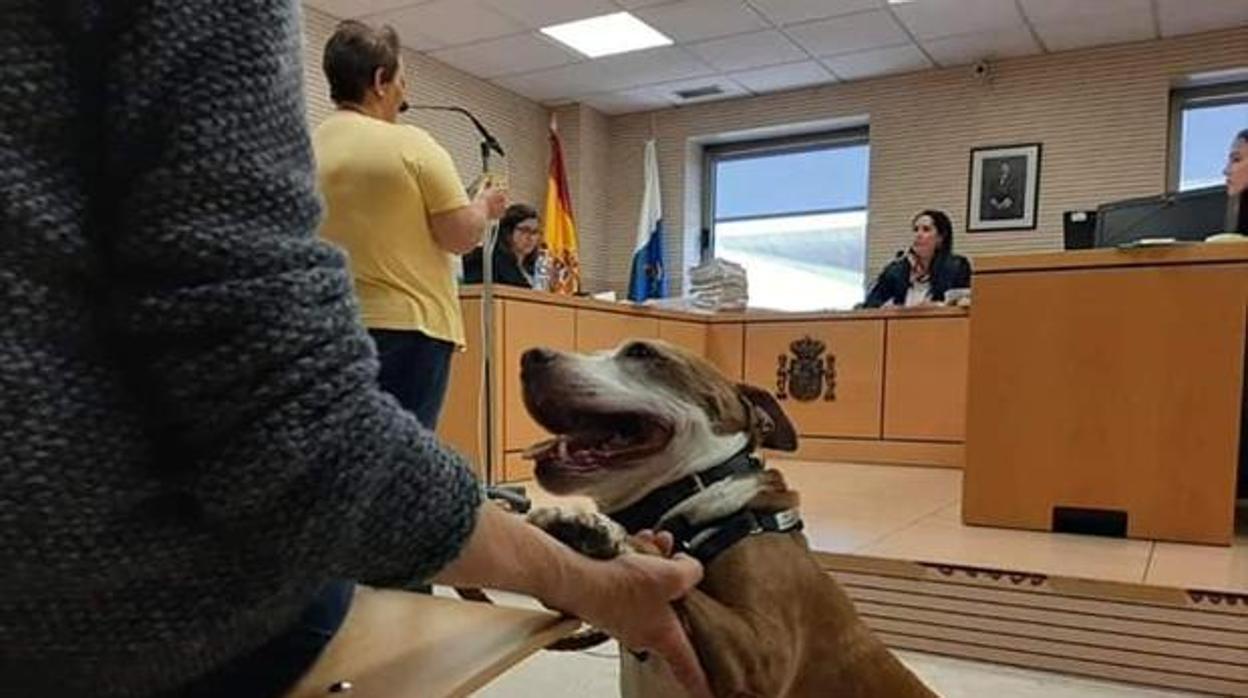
[521,348,558,373]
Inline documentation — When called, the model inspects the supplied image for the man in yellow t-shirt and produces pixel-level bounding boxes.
[313,20,506,429]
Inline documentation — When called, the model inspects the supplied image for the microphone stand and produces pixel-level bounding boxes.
[407,104,510,492]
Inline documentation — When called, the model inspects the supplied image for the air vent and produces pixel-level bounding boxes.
[673,84,724,100]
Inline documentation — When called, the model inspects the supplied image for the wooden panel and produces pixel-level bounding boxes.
[658,319,707,357]
[707,323,745,381]
[964,262,1248,545]
[503,300,576,452]
[771,437,963,468]
[284,588,579,698]
[745,321,885,439]
[575,309,660,353]
[502,451,535,484]
[974,243,1248,274]
[883,317,969,442]
[437,298,490,480]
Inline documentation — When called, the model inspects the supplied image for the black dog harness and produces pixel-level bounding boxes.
[607,449,804,564]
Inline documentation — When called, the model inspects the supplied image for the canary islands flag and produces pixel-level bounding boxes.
[628,139,667,302]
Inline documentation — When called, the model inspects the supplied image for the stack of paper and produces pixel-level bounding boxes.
[688,259,748,311]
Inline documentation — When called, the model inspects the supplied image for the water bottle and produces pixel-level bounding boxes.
[533,246,551,291]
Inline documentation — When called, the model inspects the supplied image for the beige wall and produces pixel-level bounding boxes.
[602,27,1248,295]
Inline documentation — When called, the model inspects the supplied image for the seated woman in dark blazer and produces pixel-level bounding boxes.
[862,209,971,308]
[462,203,541,287]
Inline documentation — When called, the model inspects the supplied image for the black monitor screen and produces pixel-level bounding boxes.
[1095,186,1228,247]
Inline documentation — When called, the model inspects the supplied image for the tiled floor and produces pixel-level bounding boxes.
[525,460,1248,593]
[476,641,1204,698]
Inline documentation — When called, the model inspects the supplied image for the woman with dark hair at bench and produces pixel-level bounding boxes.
[462,203,544,288]
[862,209,972,308]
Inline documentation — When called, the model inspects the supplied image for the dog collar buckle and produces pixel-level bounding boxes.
[772,508,801,531]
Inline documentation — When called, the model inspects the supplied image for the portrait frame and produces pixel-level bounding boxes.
[967,143,1042,232]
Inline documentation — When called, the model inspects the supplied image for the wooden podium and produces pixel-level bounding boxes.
[963,243,1248,545]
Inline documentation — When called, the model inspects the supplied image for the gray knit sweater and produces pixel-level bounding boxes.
[0,2,482,696]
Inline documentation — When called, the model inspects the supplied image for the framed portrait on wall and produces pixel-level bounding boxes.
[967,143,1041,231]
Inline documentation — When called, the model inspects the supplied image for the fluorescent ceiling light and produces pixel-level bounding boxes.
[541,12,673,59]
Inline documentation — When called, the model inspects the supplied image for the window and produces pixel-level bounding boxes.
[705,130,869,312]
[1170,83,1248,192]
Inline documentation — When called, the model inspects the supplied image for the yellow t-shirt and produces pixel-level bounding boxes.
[313,110,470,346]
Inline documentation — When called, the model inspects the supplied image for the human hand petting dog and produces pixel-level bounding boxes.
[548,536,713,698]
[433,506,713,698]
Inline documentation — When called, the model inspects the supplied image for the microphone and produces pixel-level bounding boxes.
[406,104,505,158]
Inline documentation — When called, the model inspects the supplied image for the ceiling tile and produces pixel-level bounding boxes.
[891,0,1025,40]
[493,45,714,101]
[492,61,613,101]
[304,0,431,19]
[613,0,675,7]
[922,25,1042,66]
[371,0,527,46]
[687,29,808,72]
[653,76,752,104]
[429,33,579,78]
[1017,0,1151,24]
[634,0,769,42]
[746,0,884,26]
[578,87,672,115]
[1034,12,1157,52]
[594,45,717,91]
[1157,0,1248,37]
[729,60,836,93]
[821,44,932,81]
[783,10,911,57]
[479,0,618,29]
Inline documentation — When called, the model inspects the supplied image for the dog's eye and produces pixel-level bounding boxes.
[622,342,658,360]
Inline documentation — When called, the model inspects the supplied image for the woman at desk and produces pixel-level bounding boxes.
[863,209,972,308]
[1227,128,1246,198]
[462,203,542,287]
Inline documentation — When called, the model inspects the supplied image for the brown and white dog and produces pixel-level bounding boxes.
[521,339,939,698]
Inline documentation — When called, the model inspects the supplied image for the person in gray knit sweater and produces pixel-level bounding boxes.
[0,2,711,697]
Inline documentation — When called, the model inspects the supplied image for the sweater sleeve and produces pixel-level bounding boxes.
[95,0,481,585]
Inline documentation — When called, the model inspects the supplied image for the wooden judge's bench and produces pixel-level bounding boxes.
[438,242,1248,547]
[963,242,1248,546]
[436,286,970,484]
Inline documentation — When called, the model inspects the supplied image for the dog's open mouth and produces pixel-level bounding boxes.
[523,408,674,475]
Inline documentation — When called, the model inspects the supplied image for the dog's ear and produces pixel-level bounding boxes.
[736,383,798,452]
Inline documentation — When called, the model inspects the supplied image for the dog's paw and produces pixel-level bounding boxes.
[528,508,628,560]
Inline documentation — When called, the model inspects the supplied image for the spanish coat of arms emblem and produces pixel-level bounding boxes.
[776,336,836,402]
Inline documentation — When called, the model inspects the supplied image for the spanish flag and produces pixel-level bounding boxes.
[543,115,581,295]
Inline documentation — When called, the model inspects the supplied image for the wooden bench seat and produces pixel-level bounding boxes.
[284,587,580,698]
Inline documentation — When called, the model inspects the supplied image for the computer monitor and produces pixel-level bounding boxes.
[1229,190,1247,234]
[1094,186,1228,247]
